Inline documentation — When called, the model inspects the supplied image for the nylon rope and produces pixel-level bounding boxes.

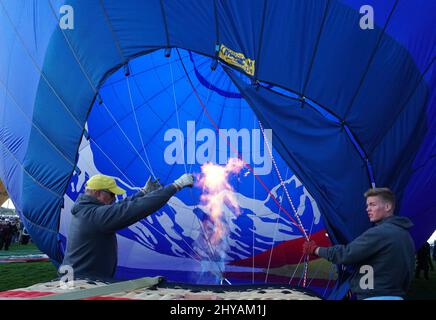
[257,121,308,239]
[2,1,259,279]
[125,71,157,179]
[168,52,229,280]
[177,50,306,235]
[257,120,309,287]
[264,167,289,283]
[6,1,324,288]
[289,251,306,286]
[181,60,228,271]
[178,48,314,289]
[45,4,221,270]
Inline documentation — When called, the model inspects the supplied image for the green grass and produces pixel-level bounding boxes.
[0,261,58,291]
[0,243,58,292]
[0,243,42,257]
[406,266,436,300]
[269,258,337,281]
[0,244,435,299]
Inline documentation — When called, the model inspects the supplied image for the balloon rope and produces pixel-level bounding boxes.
[99,99,212,267]
[12,0,222,275]
[168,56,189,174]
[177,51,304,235]
[322,263,337,297]
[187,68,216,174]
[288,251,306,285]
[257,121,309,240]
[168,53,229,280]
[264,167,289,283]
[99,102,156,175]
[125,73,157,179]
[177,50,307,236]
[257,120,309,287]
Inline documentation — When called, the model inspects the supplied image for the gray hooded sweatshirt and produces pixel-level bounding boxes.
[61,184,177,280]
[318,215,415,299]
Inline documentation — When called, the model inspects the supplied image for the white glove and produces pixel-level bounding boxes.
[142,176,161,193]
[173,173,194,190]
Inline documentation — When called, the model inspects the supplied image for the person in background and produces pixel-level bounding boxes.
[0,220,6,250]
[0,219,14,250]
[415,242,434,280]
[433,240,436,262]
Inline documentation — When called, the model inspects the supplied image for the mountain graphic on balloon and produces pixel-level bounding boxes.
[60,124,330,285]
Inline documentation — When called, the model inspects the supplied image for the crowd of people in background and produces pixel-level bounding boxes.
[0,216,30,250]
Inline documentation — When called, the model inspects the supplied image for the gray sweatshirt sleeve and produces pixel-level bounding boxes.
[92,184,178,232]
[317,227,385,265]
[123,190,147,201]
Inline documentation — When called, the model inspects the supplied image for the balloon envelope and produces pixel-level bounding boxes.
[0,0,434,298]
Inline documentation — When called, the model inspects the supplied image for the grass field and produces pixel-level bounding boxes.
[0,244,435,299]
[406,267,436,300]
[0,260,58,291]
[0,243,42,257]
[0,243,58,291]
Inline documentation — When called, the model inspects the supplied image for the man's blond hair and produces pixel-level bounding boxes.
[364,187,396,213]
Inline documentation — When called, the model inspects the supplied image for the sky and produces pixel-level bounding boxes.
[428,230,436,244]
[1,199,15,209]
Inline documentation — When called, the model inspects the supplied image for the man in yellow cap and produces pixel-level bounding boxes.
[61,173,194,281]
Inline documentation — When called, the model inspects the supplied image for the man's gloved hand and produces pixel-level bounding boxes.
[173,173,194,190]
[302,240,318,256]
[142,176,162,193]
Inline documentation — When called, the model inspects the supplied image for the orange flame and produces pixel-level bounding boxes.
[196,158,245,246]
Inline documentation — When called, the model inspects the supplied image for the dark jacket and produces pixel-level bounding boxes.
[416,242,433,268]
[318,215,415,299]
[61,184,177,280]
[1,223,14,240]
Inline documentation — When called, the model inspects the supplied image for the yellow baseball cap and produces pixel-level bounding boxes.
[86,174,126,195]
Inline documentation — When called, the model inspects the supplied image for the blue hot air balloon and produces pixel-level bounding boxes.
[0,0,434,299]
